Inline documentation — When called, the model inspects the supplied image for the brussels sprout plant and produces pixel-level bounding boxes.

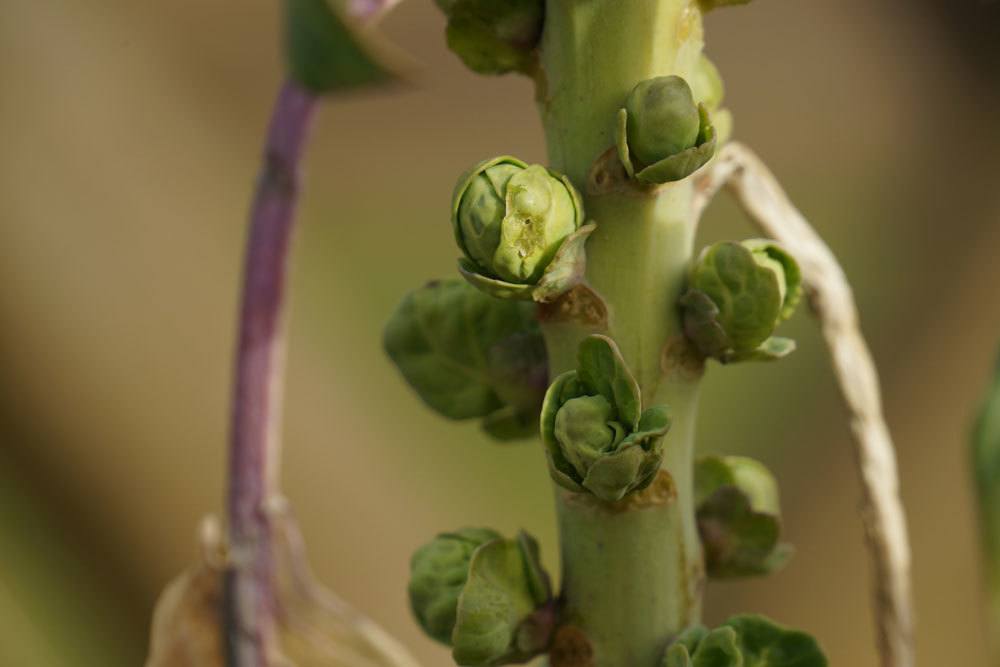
[147,1,916,667]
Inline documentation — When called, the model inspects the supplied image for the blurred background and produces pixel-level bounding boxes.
[2,0,1000,664]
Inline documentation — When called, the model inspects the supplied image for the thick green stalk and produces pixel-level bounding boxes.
[536,2,707,664]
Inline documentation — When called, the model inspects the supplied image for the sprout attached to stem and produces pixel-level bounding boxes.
[408,528,554,666]
[540,335,672,503]
[451,156,592,302]
[616,75,717,185]
[679,239,802,364]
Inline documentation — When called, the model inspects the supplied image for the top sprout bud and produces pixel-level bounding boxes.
[452,156,590,301]
[625,76,701,166]
[616,75,717,185]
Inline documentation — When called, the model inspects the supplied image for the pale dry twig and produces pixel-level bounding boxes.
[693,141,915,667]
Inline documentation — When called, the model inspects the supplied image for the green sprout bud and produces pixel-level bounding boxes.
[452,156,591,302]
[616,76,717,185]
[436,0,545,76]
[541,335,672,502]
[679,239,802,364]
[662,615,827,667]
[409,528,500,644]
[625,76,701,166]
[408,528,554,665]
[695,456,792,578]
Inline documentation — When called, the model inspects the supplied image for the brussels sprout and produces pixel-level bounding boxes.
[383,279,547,441]
[451,156,591,302]
[616,76,717,185]
[540,335,672,502]
[408,528,501,644]
[695,456,792,578]
[679,239,802,364]
[435,0,545,76]
[408,529,553,665]
[626,76,701,165]
[662,615,827,667]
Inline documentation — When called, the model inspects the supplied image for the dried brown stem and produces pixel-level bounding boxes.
[694,142,915,667]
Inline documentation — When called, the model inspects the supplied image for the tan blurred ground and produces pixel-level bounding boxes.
[1,1,999,665]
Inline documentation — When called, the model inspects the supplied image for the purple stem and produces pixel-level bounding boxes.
[224,79,317,666]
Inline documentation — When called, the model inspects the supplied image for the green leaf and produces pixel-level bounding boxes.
[285,0,395,93]
[723,615,827,667]
[576,335,641,429]
[691,627,741,667]
[581,444,648,503]
[533,223,597,302]
[384,279,546,440]
[408,528,502,644]
[727,337,796,364]
[453,534,552,665]
[741,239,803,321]
[664,616,826,667]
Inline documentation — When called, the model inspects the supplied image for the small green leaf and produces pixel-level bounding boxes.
[663,644,694,667]
[453,534,552,665]
[581,444,647,502]
[664,616,827,667]
[384,279,546,440]
[285,0,395,93]
[723,615,827,667]
[616,108,636,179]
[741,239,803,321]
[576,335,641,429]
[727,337,797,364]
[408,528,502,644]
[532,223,597,302]
[691,627,741,667]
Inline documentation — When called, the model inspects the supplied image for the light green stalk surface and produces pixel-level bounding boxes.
[536,2,708,664]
